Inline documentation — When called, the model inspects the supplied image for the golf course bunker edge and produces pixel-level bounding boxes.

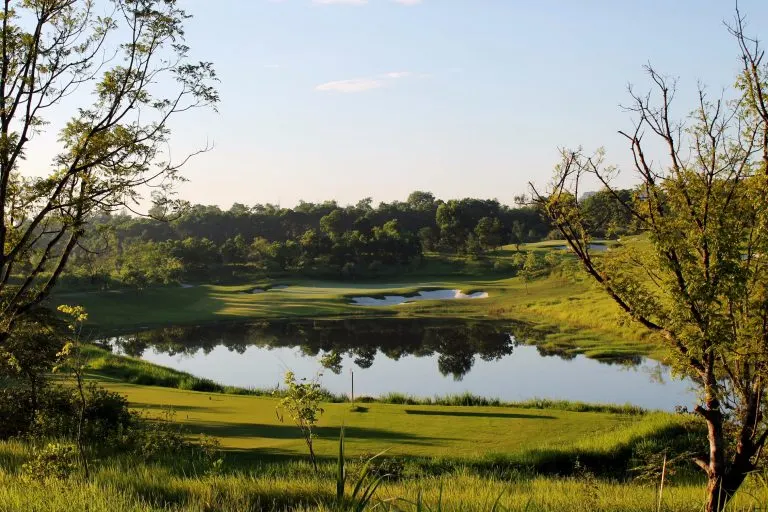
[351,289,489,306]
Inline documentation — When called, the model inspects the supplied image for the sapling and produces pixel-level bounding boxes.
[275,371,325,472]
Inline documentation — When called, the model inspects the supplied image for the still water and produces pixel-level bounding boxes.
[108,319,695,411]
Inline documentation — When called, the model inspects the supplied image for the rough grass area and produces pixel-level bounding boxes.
[1,437,766,512]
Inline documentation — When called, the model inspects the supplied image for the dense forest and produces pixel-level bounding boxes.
[60,189,635,288]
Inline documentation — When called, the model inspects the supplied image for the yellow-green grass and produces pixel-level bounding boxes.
[2,458,767,512]
[101,382,686,463]
[2,463,767,511]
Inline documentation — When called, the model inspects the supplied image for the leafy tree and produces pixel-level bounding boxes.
[532,13,768,510]
[510,221,526,251]
[581,189,637,239]
[219,235,248,264]
[0,310,63,412]
[406,190,436,211]
[270,240,301,271]
[171,237,220,276]
[474,217,503,251]
[520,251,544,292]
[320,209,344,240]
[119,241,182,290]
[0,0,217,339]
[54,305,90,478]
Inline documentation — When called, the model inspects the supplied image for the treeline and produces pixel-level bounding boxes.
[62,190,636,287]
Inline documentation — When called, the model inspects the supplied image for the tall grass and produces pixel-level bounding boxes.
[0,456,766,511]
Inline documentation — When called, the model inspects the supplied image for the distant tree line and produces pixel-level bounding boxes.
[58,189,637,287]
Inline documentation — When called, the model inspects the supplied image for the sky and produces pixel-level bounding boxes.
[28,1,768,210]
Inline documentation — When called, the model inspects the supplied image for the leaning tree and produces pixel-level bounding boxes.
[0,0,217,337]
[532,11,768,512]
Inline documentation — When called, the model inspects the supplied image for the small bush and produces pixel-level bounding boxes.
[30,384,134,446]
[0,386,37,439]
[130,409,188,462]
[22,442,79,481]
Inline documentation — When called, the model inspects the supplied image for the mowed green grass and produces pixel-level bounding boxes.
[105,382,683,461]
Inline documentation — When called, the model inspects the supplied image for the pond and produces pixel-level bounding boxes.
[106,319,694,411]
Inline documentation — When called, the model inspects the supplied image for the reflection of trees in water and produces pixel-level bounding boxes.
[107,318,641,381]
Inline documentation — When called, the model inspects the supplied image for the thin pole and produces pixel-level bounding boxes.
[657,453,666,512]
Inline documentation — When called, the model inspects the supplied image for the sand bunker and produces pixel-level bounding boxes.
[351,289,489,306]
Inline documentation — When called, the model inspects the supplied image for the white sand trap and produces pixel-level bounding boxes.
[251,288,266,294]
[270,285,288,290]
[351,289,489,306]
[180,283,195,289]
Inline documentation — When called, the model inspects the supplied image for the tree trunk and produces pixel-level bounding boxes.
[700,403,757,512]
[705,475,726,512]
[705,471,751,512]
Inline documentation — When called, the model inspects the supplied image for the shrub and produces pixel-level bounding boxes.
[22,442,79,481]
[30,383,134,446]
[0,386,37,439]
[130,409,188,462]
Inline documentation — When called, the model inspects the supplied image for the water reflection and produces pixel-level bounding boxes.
[113,319,537,381]
[104,319,693,410]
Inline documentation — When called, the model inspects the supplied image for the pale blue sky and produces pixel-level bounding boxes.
[154,1,768,207]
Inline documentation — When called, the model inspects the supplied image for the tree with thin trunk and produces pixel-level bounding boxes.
[0,0,217,340]
[54,304,89,479]
[532,10,768,512]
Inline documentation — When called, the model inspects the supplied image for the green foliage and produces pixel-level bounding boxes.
[27,384,133,447]
[276,371,326,471]
[119,240,183,289]
[130,408,189,462]
[22,442,79,482]
[0,0,217,329]
[57,188,598,287]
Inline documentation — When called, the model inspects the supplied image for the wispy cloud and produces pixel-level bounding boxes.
[312,0,368,5]
[316,71,417,93]
[383,71,411,79]
[392,0,423,4]
[315,79,383,93]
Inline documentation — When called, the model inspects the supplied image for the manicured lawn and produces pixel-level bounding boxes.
[105,381,686,462]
